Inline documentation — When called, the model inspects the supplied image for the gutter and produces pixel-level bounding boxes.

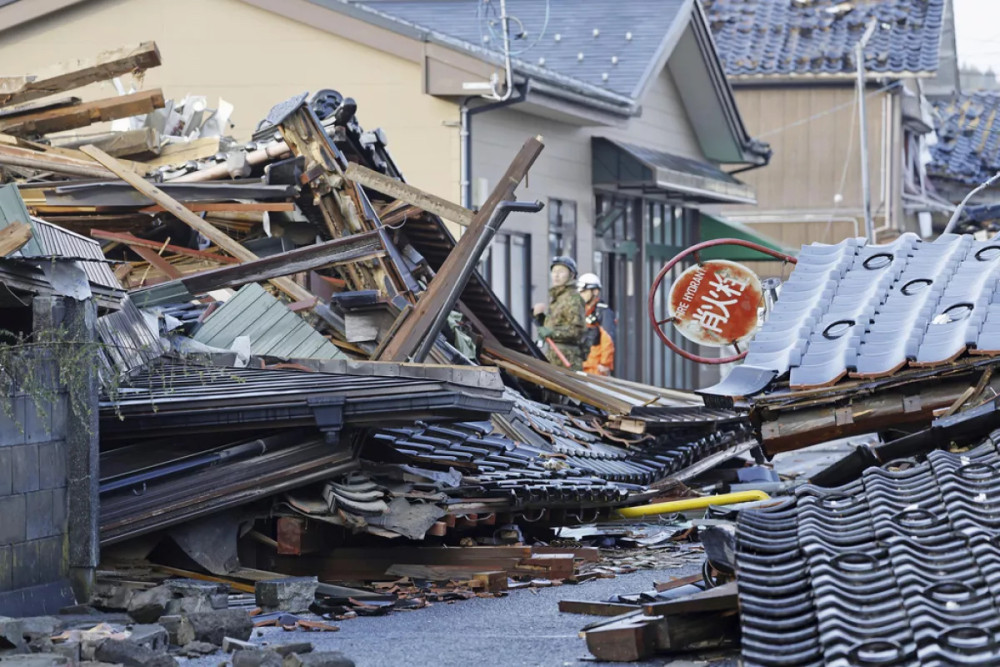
[461,82,530,208]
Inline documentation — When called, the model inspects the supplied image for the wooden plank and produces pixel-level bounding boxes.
[137,202,295,214]
[80,144,313,303]
[90,229,240,264]
[345,162,474,227]
[532,546,600,562]
[0,42,162,107]
[653,573,704,593]
[129,244,183,280]
[0,96,80,119]
[0,142,114,179]
[642,581,738,616]
[650,612,740,653]
[0,89,165,136]
[559,600,640,616]
[0,222,32,256]
[142,137,220,167]
[378,136,544,361]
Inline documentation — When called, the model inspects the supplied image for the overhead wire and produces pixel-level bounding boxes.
[757,80,902,140]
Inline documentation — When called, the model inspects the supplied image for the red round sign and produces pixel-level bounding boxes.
[667,260,763,347]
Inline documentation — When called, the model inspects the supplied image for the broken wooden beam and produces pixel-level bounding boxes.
[377,135,543,362]
[80,144,313,303]
[0,142,115,179]
[345,162,474,227]
[584,615,660,662]
[130,230,385,307]
[0,42,162,107]
[0,221,33,256]
[0,89,166,136]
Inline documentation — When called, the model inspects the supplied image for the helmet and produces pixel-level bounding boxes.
[577,272,602,291]
[550,256,578,277]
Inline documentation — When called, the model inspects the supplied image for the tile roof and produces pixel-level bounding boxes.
[736,434,1000,666]
[703,232,1000,398]
[702,0,945,78]
[929,92,1000,186]
[348,0,687,98]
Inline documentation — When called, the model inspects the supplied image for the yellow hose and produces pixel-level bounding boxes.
[617,490,771,518]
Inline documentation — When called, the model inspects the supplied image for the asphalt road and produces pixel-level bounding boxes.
[180,559,737,667]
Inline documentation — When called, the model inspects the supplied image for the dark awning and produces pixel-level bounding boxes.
[699,213,797,261]
[592,138,757,205]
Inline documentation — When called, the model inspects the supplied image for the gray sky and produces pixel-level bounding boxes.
[955,0,1000,72]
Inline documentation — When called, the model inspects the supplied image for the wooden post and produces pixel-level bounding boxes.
[377,136,543,361]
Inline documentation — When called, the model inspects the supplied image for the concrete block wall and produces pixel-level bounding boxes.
[0,295,98,614]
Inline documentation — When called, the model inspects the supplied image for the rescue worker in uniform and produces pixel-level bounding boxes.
[532,256,587,371]
[577,272,617,376]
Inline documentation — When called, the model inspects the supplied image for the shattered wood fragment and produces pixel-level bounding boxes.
[80,144,313,303]
[0,221,32,256]
[344,163,474,227]
[378,135,544,362]
[276,517,323,556]
[128,243,182,280]
[0,41,162,107]
[0,142,116,179]
[0,89,166,135]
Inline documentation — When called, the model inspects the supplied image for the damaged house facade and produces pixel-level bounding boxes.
[0,0,776,387]
[704,0,958,263]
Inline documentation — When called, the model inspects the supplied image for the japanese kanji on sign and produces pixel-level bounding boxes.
[667,260,763,347]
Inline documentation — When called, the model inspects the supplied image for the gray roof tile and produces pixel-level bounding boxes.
[929,92,1000,186]
[351,0,688,97]
[702,0,945,78]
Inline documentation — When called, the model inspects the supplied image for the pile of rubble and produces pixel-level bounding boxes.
[0,38,764,663]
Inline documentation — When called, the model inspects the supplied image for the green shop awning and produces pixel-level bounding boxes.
[698,213,797,261]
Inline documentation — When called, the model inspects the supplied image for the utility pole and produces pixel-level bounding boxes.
[856,21,878,242]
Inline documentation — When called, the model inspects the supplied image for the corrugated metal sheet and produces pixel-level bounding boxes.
[193,283,344,360]
[30,217,119,290]
[95,297,164,379]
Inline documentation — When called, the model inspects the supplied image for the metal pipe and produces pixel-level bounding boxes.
[460,83,529,209]
[856,21,878,241]
[617,490,771,517]
[943,171,1000,235]
[412,199,544,362]
[491,0,515,102]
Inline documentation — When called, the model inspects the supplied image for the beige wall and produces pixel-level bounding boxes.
[0,0,461,201]
[726,85,901,248]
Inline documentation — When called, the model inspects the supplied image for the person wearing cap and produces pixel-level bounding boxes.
[532,256,587,370]
[578,273,616,376]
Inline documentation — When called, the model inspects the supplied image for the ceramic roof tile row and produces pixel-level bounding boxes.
[737,431,1000,666]
[350,0,685,97]
[702,0,945,78]
[929,92,1000,186]
[705,233,1000,397]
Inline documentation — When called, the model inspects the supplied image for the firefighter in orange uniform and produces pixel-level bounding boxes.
[577,273,616,376]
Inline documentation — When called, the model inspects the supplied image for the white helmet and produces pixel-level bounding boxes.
[578,272,602,291]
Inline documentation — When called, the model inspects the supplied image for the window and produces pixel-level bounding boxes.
[481,231,532,327]
[548,199,577,260]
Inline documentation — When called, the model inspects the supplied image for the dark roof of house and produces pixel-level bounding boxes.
[928,92,1000,186]
[702,0,945,78]
[349,0,687,99]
